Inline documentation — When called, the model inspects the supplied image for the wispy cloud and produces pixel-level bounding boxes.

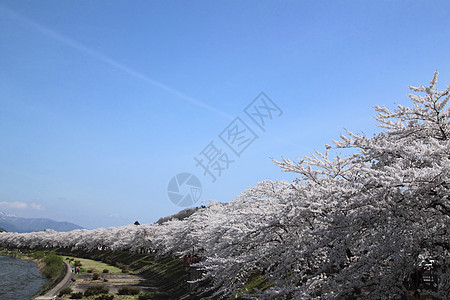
[0,201,43,210]
[0,201,27,209]
[30,203,43,210]
[0,5,233,120]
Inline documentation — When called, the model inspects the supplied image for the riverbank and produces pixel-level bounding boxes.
[0,249,67,297]
[35,260,73,299]
[1,248,203,299]
[0,254,48,299]
[0,248,42,266]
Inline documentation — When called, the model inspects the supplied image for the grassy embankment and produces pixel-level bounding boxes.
[56,248,188,299]
[2,248,189,299]
[1,247,272,299]
[60,249,184,281]
[65,255,123,274]
[2,247,189,299]
[226,274,272,300]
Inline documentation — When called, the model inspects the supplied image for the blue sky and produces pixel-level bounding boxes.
[0,1,449,229]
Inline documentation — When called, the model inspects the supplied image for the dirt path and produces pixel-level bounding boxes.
[34,260,73,299]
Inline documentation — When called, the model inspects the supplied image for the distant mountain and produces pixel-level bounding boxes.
[0,211,83,233]
[0,227,5,232]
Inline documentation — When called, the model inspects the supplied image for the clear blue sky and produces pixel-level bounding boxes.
[0,0,449,229]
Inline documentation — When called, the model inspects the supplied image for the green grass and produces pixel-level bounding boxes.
[0,249,26,258]
[53,249,188,297]
[31,251,46,259]
[1,248,191,298]
[227,274,272,299]
[42,253,63,279]
[64,256,123,274]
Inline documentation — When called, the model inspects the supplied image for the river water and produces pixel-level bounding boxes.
[0,255,47,299]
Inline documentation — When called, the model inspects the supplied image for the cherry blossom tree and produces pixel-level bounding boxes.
[152,71,449,299]
[0,224,154,252]
[0,72,448,299]
[261,71,448,299]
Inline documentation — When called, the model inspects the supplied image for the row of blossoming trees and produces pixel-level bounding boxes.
[1,73,449,299]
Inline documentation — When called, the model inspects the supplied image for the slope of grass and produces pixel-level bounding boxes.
[2,247,193,298]
[42,253,63,279]
[226,274,272,300]
[55,248,189,298]
[64,255,123,274]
